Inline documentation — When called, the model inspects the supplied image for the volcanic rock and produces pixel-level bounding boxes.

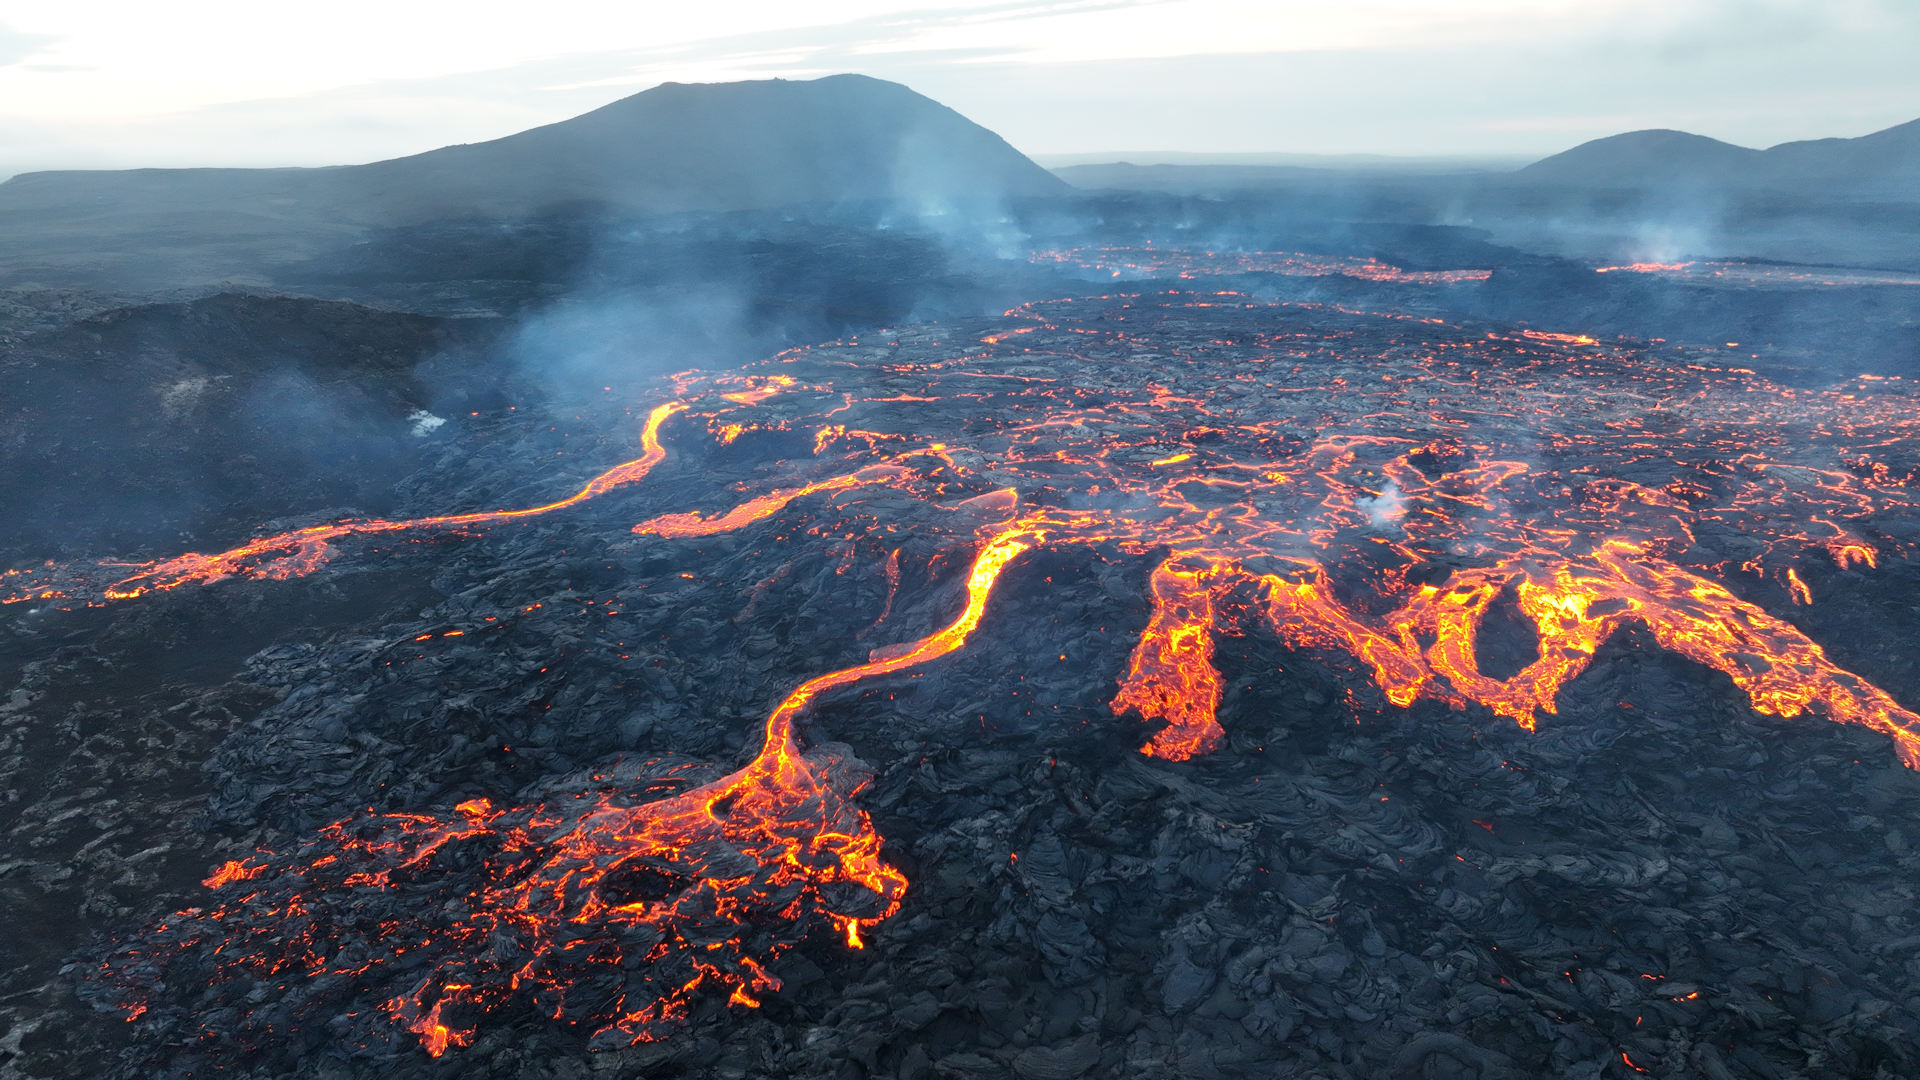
[6,290,1920,1080]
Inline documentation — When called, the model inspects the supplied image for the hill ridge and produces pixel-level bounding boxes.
[0,74,1065,225]
[1518,115,1920,190]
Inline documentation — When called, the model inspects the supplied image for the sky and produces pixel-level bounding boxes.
[1,0,1916,178]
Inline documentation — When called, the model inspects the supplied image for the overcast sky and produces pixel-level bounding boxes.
[1,0,1916,178]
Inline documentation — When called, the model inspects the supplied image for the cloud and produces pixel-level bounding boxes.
[0,22,55,67]
[520,1,1169,92]
[3,0,1916,174]
[0,3,1146,171]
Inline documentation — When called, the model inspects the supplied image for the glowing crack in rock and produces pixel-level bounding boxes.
[28,280,1920,1056]
[1030,246,1495,284]
[1593,261,1920,288]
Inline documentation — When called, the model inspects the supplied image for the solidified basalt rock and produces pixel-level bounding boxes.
[4,291,1920,1080]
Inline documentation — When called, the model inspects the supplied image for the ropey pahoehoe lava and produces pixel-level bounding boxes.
[12,285,1920,1058]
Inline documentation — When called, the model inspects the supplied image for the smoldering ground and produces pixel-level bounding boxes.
[3,155,1919,1080]
[11,291,1920,1080]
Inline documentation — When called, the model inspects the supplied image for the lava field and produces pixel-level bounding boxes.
[6,285,1920,1079]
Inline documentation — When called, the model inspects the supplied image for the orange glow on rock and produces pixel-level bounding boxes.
[59,402,688,602]
[58,285,1920,1056]
[201,858,268,890]
[1112,557,1226,760]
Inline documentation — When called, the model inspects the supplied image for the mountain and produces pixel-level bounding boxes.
[0,75,1063,227]
[1764,116,1920,181]
[1516,129,1760,185]
[1516,117,1920,192]
[0,75,1066,293]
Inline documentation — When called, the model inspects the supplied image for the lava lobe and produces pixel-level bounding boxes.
[45,288,1920,1058]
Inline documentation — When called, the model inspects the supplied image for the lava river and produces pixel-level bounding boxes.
[19,289,1920,1058]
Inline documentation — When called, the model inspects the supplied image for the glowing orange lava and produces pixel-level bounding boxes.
[1594,260,1920,288]
[31,401,687,603]
[1032,246,1495,285]
[1112,557,1227,760]
[56,280,1920,1056]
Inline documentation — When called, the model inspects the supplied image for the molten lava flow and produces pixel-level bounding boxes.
[1595,261,1695,275]
[1112,557,1227,759]
[1593,260,1920,288]
[100,744,900,1055]
[51,278,1920,1056]
[91,527,1044,1056]
[1256,566,1429,709]
[1032,246,1494,285]
[632,464,909,539]
[6,401,688,603]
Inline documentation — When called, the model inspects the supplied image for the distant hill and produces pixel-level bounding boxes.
[0,75,1063,229]
[0,75,1067,292]
[1518,117,1920,193]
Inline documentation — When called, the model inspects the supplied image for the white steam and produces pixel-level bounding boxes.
[1359,480,1408,531]
[408,409,447,437]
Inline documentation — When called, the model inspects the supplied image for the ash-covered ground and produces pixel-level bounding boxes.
[5,287,1920,1080]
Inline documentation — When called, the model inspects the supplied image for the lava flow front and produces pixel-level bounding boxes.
[1031,245,1495,284]
[1593,260,1920,288]
[46,285,1920,1059]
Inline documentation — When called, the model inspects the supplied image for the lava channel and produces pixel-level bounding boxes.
[42,284,1920,1056]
